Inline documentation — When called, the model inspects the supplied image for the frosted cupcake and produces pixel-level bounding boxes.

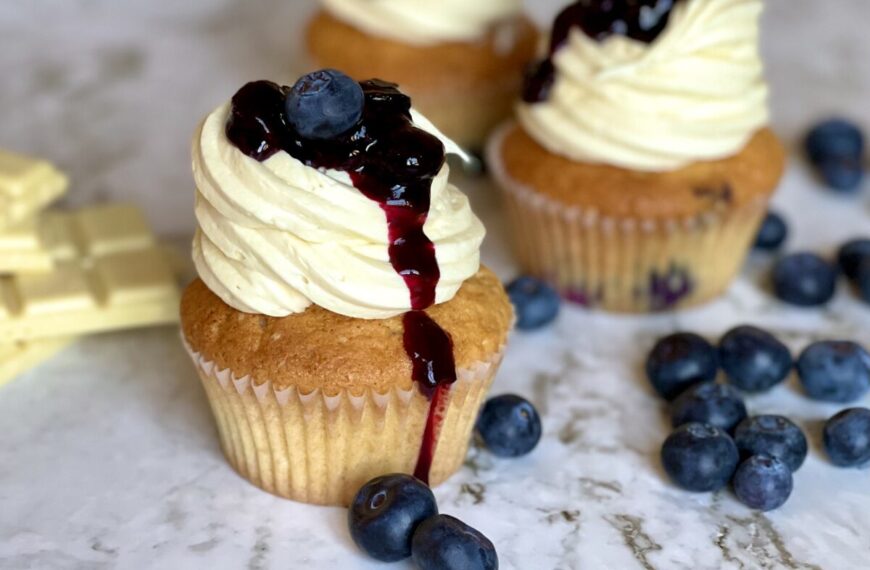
[488,0,786,312]
[304,0,538,150]
[181,70,512,506]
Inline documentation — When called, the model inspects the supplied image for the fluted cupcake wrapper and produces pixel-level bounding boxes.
[487,124,770,313]
[183,338,503,506]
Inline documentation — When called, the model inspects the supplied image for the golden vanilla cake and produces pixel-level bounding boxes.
[181,71,513,505]
[304,1,538,150]
[487,0,786,312]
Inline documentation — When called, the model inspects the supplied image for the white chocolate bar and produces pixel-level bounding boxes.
[0,150,68,231]
[0,204,180,342]
[0,337,73,388]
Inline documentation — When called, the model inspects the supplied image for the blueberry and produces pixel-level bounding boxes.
[734,415,808,472]
[837,238,870,280]
[733,455,793,511]
[818,157,864,192]
[823,408,870,467]
[348,474,438,562]
[718,325,793,393]
[505,276,560,331]
[285,69,364,140]
[660,423,739,492]
[754,211,788,251]
[476,394,542,457]
[806,119,865,162]
[772,253,838,307]
[796,341,870,403]
[646,333,719,400]
[670,382,748,434]
[412,515,498,570]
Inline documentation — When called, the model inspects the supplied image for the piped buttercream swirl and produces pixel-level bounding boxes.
[192,103,484,319]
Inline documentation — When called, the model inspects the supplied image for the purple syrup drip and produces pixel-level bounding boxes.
[523,0,683,103]
[405,310,457,484]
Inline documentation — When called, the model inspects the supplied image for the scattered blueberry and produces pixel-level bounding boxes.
[772,253,838,307]
[412,515,498,570]
[732,455,794,511]
[806,119,865,162]
[837,238,870,280]
[348,474,437,562]
[476,395,542,457]
[805,119,866,192]
[754,212,788,251]
[506,276,560,331]
[718,325,793,393]
[670,382,748,434]
[646,333,719,400]
[823,408,870,467]
[856,260,870,304]
[796,341,870,403]
[660,423,739,492]
[285,69,364,140]
[734,415,808,473]
[817,157,864,192]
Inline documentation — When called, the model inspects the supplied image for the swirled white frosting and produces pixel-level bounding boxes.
[192,103,484,319]
[320,0,522,45]
[517,0,769,171]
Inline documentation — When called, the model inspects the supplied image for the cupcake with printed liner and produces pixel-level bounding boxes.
[304,0,538,151]
[181,70,513,506]
[487,0,786,312]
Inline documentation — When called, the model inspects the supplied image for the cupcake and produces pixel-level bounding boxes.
[487,0,786,312]
[304,0,538,150]
[181,70,513,506]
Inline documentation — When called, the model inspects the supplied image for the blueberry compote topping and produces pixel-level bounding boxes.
[227,78,445,309]
[226,75,458,484]
[523,0,683,103]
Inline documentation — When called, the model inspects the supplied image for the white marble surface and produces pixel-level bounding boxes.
[3,1,870,569]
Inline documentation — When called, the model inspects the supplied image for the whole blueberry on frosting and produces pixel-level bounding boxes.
[285,69,364,140]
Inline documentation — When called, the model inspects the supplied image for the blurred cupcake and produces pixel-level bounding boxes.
[488,0,786,312]
[305,0,538,150]
[181,71,512,506]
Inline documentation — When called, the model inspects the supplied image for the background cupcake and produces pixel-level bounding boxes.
[182,71,513,505]
[488,0,786,312]
[305,0,538,150]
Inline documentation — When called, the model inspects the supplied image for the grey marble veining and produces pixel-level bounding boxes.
[2,1,870,569]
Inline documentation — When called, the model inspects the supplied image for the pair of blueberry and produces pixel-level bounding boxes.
[771,237,870,307]
[349,474,496,569]
[661,419,800,511]
[805,119,865,193]
[645,327,792,401]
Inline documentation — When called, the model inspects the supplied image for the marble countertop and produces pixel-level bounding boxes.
[3,1,870,569]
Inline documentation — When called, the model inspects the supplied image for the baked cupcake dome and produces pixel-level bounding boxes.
[183,73,512,505]
[305,10,538,150]
[487,0,785,312]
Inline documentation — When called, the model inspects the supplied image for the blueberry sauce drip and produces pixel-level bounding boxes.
[523,0,683,103]
[226,79,459,483]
